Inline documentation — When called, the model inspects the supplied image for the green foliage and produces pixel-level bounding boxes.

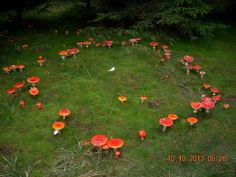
[94,0,230,39]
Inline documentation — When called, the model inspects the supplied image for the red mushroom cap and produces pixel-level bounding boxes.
[67,48,79,55]
[114,151,121,158]
[211,88,220,93]
[107,138,124,149]
[150,41,158,47]
[52,121,65,130]
[6,88,16,94]
[19,100,26,106]
[202,99,215,109]
[14,81,25,89]
[193,65,202,70]
[90,134,108,147]
[161,44,169,49]
[212,94,222,101]
[28,87,39,96]
[191,102,202,110]
[17,64,25,69]
[159,118,173,127]
[203,83,211,89]
[27,76,40,84]
[58,108,71,117]
[138,130,147,139]
[183,55,193,62]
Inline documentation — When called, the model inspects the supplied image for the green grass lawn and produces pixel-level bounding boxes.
[0,25,235,177]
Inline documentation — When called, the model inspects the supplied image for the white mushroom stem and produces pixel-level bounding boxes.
[20,69,23,72]
[206,109,210,113]
[62,56,65,61]
[187,69,190,75]
[162,126,167,132]
[200,74,204,78]
[141,100,144,103]
[63,116,66,120]
[190,122,194,126]
[40,63,43,67]
[73,54,76,58]
[54,129,60,135]
[185,62,188,66]
[152,46,155,51]
[141,137,144,140]
[32,83,36,87]
[193,109,198,113]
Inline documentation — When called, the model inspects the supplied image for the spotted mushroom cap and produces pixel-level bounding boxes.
[159,118,173,127]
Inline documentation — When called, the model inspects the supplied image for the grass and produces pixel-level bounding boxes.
[0,22,235,176]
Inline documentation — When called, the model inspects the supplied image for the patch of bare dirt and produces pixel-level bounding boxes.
[0,144,13,155]
[147,99,160,109]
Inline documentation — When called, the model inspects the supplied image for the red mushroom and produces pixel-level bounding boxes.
[28,87,39,96]
[193,65,202,72]
[161,44,169,50]
[107,138,124,154]
[186,65,193,75]
[186,117,198,126]
[52,121,65,135]
[6,88,17,96]
[36,102,43,110]
[27,76,40,87]
[159,118,173,132]
[105,40,113,48]
[150,41,158,50]
[202,99,215,113]
[10,65,17,72]
[138,130,147,140]
[203,83,211,89]
[14,81,25,92]
[114,151,122,158]
[199,71,206,78]
[212,94,221,103]
[17,64,25,72]
[191,102,202,113]
[19,100,27,107]
[91,134,108,148]
[58,108,71,119]
[223,103,230,109]
[67,48,79,58]
[183,55,193,66]
[211,88,220,96]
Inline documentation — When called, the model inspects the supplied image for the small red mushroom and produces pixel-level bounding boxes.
[14,81,25,92]
[199,71,206,78]
[19,100,27,107]
[191,102,202,113]
[193,65,202,72]
[67,48,79,58]
[6,88,17,96]
[212,95,221,103]
[159,118,173,132]
[150,41,158,50]
[28,87,39,96]
[211,88,220,96]
[114,151,121,158]
[183,55,193,66]
[17,64,25,72]
[138,130,147,140]
[36,102,43,110]
[27,76,40,87]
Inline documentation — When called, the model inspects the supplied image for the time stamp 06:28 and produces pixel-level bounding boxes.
[167,154,228,162]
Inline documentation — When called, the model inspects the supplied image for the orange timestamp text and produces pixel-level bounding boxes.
[167,154,228,162]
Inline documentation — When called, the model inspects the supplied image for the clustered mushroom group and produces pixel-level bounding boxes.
[3,32,231,160]
[82,134,125,158]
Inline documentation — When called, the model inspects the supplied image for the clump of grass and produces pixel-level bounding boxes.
[47,139,112,177]
[0,155,37,177]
